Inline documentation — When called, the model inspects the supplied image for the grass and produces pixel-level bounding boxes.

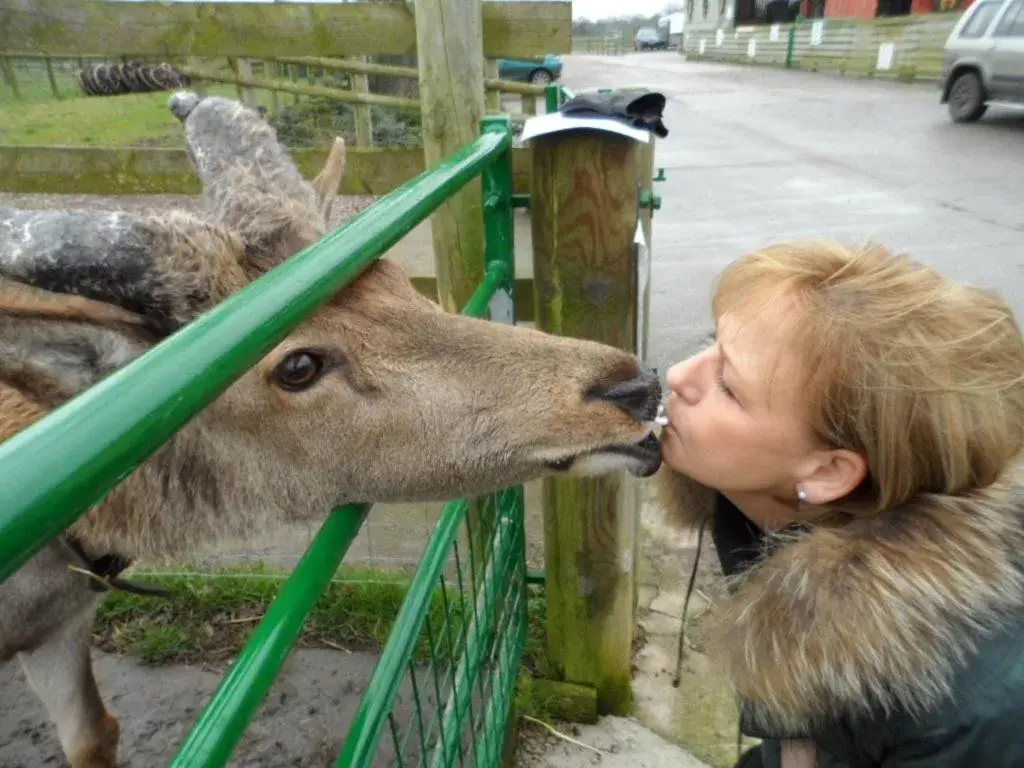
[1,58,284,147]
[0,81,283,148]
[91,561,550,673]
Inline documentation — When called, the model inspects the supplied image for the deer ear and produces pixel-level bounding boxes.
[0,280,152,408]
[310,136,347,222]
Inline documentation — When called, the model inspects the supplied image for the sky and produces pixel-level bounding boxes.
[571,0,675,20]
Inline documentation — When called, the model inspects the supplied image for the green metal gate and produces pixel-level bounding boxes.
[0,103,558,766]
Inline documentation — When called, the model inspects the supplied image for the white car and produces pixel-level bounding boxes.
[939,0,1024,122]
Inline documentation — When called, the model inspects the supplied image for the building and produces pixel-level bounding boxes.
[682,0,969,27]
[802,0,972,19]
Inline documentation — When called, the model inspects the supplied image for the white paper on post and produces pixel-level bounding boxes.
[876,42,895,71]
[520,111,651,145]
[810,20,824,45]
[634,220,651,361]
[770,24,781,41]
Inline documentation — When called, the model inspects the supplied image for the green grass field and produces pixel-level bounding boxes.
[0,59,418,148]
[0,73,284,147]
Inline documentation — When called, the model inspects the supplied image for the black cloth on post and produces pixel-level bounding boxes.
[559,90,669,138]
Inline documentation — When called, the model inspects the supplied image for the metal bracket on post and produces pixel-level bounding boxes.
[639,189,662,211]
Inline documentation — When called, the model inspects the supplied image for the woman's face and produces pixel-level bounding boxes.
[661,297,827,504]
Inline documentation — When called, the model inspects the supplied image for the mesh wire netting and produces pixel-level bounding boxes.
[349,486,527,768]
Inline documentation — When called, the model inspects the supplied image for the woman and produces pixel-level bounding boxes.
[655,241,1024,767]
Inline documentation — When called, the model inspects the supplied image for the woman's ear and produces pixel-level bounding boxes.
[798,449,868,505]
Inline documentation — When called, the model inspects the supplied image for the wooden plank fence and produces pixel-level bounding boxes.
[572,36,628,55]
[0,144,533,196]
[683,13,960,81]
[0,0,569,59]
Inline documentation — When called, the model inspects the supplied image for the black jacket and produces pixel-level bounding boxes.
[655,465,1024,768]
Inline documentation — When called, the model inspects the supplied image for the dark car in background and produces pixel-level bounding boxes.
[635,27,668,50]
[497,54,564,85]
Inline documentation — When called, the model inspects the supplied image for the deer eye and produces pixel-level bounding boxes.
[272,350,325,392]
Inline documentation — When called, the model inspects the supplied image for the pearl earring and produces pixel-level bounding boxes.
[797,488,808,502]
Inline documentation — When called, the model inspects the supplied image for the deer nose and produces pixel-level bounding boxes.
[586,367,662,422]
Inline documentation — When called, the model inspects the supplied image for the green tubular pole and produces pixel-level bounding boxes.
[0,129,509,584]
[460,261,508,320]
[545,83,560,113]
[474,577,526,768]
[479,116,515,326]
[168,503,370,768]
[334,500,468,768]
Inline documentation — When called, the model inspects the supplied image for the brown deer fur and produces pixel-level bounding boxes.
[0,92,661,767]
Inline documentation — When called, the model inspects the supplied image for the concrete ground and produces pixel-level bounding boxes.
[4,52,1024,767]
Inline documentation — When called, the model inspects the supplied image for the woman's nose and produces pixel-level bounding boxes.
[666,359,701,406]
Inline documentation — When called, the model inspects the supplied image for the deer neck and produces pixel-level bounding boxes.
[66,416,283,563]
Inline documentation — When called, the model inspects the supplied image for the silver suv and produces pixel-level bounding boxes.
[939,0,1024,122]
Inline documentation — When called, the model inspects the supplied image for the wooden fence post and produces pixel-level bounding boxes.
[530,127,655,715]
[415,0,485,313]
[0,57,21,100]
[230,58,258,108]
[485,59,500,113]
[43,56,59,98]
[352,56,373,148]
[265,60,280,118]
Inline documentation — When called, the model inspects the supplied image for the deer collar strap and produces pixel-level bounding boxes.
[59,536,173,599]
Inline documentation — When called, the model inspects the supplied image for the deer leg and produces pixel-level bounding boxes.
[17,604,119,768]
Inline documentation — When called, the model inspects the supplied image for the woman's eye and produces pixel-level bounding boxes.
[716,374,732,398]
[272,350,325,392]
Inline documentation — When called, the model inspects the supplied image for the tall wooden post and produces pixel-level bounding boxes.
[531,127,655,715]
[415,0,486,312]
[352,56,373,149]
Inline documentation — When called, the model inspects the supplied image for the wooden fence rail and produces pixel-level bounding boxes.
[683,13,959,81]
[0,0,569,59]
[0,53,546,145]
[572,36,627,55]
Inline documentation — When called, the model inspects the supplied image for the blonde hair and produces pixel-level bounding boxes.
[712,240,1024,511]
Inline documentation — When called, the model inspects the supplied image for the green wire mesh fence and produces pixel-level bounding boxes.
[341,487,527,768]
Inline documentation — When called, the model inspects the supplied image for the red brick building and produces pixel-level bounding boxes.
[800,0,971,19]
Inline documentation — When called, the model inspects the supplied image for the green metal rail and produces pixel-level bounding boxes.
[0,122,510,584]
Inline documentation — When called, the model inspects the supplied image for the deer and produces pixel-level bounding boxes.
[0,92,662,768]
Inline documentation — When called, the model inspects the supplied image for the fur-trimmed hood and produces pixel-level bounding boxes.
[655,461,1024,736]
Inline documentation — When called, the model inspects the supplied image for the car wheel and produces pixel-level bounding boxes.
[947,70,987,123]
[529,69,553,86]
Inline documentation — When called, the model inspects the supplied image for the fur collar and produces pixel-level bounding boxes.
[654,461,1024,735]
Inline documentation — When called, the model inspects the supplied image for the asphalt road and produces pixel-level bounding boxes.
[560,53,1024,376]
